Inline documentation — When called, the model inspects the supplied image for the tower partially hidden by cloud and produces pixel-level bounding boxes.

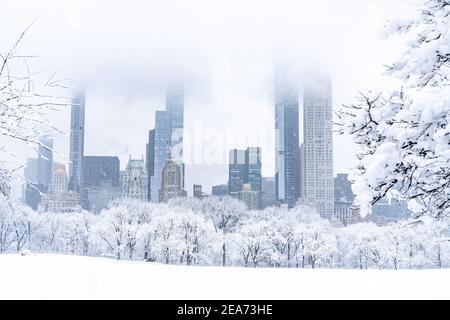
[150,87,185,202]
[166,88,185,191]
[302,77,334,217]
[274,73,300,208]
[68,90,85,195]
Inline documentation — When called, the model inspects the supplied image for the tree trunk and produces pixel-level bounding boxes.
[222,242,226,267]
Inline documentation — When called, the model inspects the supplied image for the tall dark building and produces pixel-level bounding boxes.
[275,79,300,208]
[146,129,155,201]
[37,135,53,192]
[228,149,246,197]
[68,90,85,194]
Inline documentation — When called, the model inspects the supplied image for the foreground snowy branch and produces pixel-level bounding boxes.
[0,21,68,203]
[337,0,450,219]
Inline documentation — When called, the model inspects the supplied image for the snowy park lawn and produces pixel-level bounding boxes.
[0,253,449,299]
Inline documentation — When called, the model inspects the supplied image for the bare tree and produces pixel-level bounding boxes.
[0,20,68,207]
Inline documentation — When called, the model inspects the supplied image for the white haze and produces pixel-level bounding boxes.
[0,0,415,196]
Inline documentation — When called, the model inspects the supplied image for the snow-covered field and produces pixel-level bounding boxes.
[0,253,450,299]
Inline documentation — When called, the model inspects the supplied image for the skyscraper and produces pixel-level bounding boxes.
[228,149,246,197]
[37,135,53,192]
[275,79,300,208]
[146,129,155,201]
[166,88,185,190]
[150,88,185,202]
[68,90,85,194]
[160,155,183,202]
[122,157,148,201]
[302,78,334,217]
[150,111,172,202]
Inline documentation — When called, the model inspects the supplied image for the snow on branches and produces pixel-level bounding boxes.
[0,21,68,203]
[337,0,450,218]
[2,197,450,269]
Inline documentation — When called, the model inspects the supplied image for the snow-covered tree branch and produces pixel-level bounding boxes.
[336,0,450,219]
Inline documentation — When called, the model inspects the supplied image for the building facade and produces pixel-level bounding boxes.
[42,164,80,213]
[166,88,185,190]
[228,147,262,208]
[82,156,121,212]
[122,157,148,201]
[302,78,334,217]
[68,90,85,194]
[211,184,228,197]
[228,149,246,197]
[238,183,262,210]
[193,184,203,199]
[160,155,184,202]
[146,129,155,201]
[149,88,185,203]
[150,111,172,202]
[275,80,300,208]
[261,177,276,208]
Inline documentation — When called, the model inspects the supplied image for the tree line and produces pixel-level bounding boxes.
[1,195,449,269]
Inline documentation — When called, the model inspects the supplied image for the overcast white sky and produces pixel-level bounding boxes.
[1,0,415,196]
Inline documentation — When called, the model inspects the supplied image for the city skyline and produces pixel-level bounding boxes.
[1,0,414,199]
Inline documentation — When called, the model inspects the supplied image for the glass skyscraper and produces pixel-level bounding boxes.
[166,88,184,190]
[150,111,172,202]
[275,81,300,208]
[149,88,185,202]
[68,90,85,194]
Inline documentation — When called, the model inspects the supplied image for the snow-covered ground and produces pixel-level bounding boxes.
[0,253,449,299]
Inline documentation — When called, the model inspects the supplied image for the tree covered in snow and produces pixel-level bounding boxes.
[337,0,450,219]
[2,196,450,269]
[201,196,246,266]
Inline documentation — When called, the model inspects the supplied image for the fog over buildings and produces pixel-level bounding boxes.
[0,0,415,198]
